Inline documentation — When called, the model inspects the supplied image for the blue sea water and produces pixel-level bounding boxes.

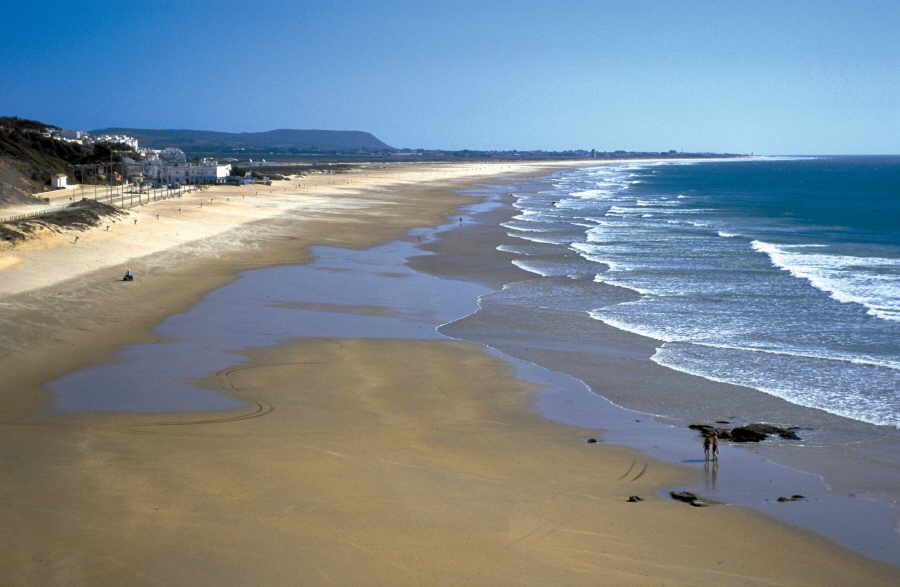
[500,157,900,427]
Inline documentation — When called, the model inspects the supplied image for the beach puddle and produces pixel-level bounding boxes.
[46,189,502,414]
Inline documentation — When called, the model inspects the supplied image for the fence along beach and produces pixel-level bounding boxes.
[0,160,897,586]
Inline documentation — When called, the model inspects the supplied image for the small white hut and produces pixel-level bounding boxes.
[51,174,68,189]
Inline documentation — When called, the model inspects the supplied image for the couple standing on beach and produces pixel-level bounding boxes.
[704,434,719,461]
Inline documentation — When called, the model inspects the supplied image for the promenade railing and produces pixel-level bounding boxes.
[0,184,202,225]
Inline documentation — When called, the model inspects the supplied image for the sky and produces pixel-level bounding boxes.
[2,0,898,154]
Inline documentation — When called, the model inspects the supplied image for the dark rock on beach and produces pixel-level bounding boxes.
[585,437,598,444]
[689,422,802,442]
[741,423,801,440]
[729,427,769,442]
[777,495,806,502]
[670,491,716,507]
[670,491,699,503]
[626,495,643,503]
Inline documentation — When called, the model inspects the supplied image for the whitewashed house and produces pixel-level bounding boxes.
[51,174,68,189]
[137,161,232,184]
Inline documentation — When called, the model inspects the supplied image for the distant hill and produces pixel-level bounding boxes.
[93,128,394,153]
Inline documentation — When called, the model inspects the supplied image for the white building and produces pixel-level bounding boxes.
[183,162,231,182]
[51,174,68,189]
[138,162,232,184]
[159,147,186,162]
[90,134,140,150]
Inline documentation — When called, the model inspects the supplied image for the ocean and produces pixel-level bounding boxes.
[498,156,900,429]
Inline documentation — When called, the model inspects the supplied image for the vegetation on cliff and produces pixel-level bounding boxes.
[0,117,134,205]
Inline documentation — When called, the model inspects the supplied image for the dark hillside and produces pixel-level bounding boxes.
[0,117,60,133]
[0,119,134,205]
[94,127,393,152]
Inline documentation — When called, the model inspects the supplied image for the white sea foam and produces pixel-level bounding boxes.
[570,244,633,272]
[718,231,739,238]
[584,229,604,243]
[696,340,900,371]
[751,240,900,323]
[587,309,670,340]
[637,199,679,207]
[512,210,552,221]
[511,260,553,277]
[570,189,609,198]
[500,222,557,233]
[506,232,569,245]
[651,344,899,428]
[589,307,900,371]
[496,244,534,255]
[570,242,599,255]
[592,275,654,295]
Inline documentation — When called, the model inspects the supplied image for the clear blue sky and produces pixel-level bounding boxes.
[2,1,898,153]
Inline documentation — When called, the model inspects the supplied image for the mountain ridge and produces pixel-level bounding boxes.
[92,127,393,152]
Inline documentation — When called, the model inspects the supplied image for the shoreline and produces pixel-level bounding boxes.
[410,173,900,564]
[1,161,898,584]
[495,162,900,510]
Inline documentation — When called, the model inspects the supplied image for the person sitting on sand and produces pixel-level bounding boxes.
[122,270,134,282]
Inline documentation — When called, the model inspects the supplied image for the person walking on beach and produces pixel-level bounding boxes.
[711,433,719,461]
[703,435,712,461]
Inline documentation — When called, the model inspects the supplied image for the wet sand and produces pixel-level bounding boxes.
[0,162,554,415]
[8,337,895,586]
[0,163,898,585]
[412,183,900,560]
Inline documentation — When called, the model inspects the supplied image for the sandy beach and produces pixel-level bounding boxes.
[0,162,547,413]
[1,161,898,586]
